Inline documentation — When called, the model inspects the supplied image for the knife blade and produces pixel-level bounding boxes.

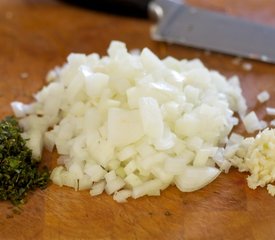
[62,0,275,63]
[150,0,275,63]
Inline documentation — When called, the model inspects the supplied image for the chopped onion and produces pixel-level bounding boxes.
[257,91,270,103]
[242,62,253,71]
[267,184,275,196]
[113,189,132,202]
[174,166,221,192]
[270,119,275,127]
[266,107,275,116]
[11,41,248,202]
[90,180,106,196]
[242,111,261,133]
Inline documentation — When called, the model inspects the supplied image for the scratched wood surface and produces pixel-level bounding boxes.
[1,0,275,239]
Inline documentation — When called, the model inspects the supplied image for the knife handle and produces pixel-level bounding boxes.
[62,0,151,18]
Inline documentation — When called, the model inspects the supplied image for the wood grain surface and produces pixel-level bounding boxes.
[1,0,275,239]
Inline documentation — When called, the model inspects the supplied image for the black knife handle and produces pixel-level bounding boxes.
[62,0,151,18]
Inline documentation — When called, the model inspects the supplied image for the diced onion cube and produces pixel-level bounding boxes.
[242,111,261,133]
[257,91,270,103]
[266,107,275,116]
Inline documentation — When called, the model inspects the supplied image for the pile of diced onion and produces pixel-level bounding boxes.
[11,41,248,202]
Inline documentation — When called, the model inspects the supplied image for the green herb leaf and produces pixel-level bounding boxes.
[0,116,50,205]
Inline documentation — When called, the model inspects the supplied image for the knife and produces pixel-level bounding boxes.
[62,0,275,63]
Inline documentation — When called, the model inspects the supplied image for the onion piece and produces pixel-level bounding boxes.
[257,91,270,103]
[90,180,106,196]
[132,179,163,199]
[266,107,275,116]
[113,189,132,203]
[174,166,221,192]
[242,111,261,133]
[107,108,144,147]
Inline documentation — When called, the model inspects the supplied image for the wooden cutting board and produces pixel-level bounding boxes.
[1,0,275,239]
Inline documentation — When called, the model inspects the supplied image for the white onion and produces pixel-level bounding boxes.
[90,180,106,196]
[174,166,221,192]
[11,101,30,118]
[11,41,248,202]
[266,107,275,116]
[257,91,270,103]
[267,184,275,196]
[113,189,132,202]
[242,62,253,71]
[107,108,144,147]
[132,179,163,199]
[270,119,275,127]
[242,111,261,133]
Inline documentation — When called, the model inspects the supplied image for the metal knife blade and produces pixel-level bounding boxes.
[150,0,275,63]
[63,0,275,63]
